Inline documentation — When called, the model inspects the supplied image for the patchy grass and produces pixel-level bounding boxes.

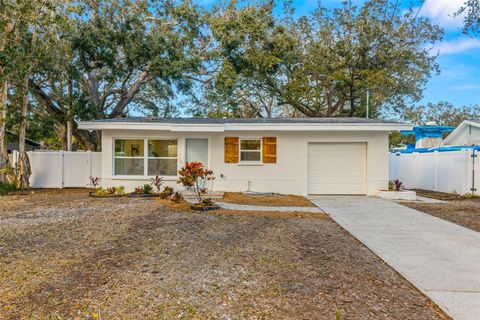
[414,189,480,202]
[220,192,315,207]
[403,200,480,232]
[0,189,448,319]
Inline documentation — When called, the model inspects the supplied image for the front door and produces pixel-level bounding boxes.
[186,138,209,167]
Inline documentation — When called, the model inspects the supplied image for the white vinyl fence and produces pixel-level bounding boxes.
[12,151,101,188]
[389,149,480,195]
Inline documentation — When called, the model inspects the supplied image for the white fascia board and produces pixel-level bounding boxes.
[78,122,173,131]
[170,124,225,132]
[78,121,412,132]
[224,123,412,131]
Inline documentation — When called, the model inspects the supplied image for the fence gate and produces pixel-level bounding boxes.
[13,151,102,188]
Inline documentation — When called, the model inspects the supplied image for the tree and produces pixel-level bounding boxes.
[0,1,18,182]
[458,0,480,35]
[0,0,63,188]
[276,0,442,117]
[400,101,480,127]
[30,0,210,150]
[198,0,443,118]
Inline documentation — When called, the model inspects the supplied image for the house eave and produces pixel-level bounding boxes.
[444,120,480,145]
[78,121,412,132]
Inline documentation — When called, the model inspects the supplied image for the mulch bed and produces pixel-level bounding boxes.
[0,189,448,319]
[220,192,315,207]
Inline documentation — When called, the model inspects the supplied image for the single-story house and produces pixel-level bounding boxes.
[7,130,41,153]
[444,119,480,146]
[78,117,411,196]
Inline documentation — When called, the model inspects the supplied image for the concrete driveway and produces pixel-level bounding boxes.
[311,196,480,320]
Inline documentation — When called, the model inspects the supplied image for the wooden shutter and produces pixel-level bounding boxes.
[224,137,239,163]
[262,137,277,163]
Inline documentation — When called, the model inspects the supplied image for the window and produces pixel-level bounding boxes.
[114,139,144,175]
[114,139,178,176]
[240,139,262,162]
[147,140,177,176]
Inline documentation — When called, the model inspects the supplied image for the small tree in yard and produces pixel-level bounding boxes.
[177,162,215,205]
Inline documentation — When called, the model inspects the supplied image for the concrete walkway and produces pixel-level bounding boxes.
[215,201,323,213]
[311,196,480,320]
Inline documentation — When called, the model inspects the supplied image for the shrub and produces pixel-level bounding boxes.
[142,184,153,194]
[160,186,174,199]
[133,184,154,194]
[89,176,101,188]
[392,179,403,191]
[150,175,164,194]
[0,181,17,196]
[171,191,184,203]
[177,161,215,205]
[388,180,394,190]
[114,186,125,195]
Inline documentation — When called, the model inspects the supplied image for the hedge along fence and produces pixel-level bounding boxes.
[11,150,102,188]
[389,149,480,195]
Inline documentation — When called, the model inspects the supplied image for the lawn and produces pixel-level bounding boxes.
[0,190,448,319]
[403,190,480,232]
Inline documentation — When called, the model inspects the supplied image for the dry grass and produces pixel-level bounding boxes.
[414,189,480,201]
[0,189,449,319]
[220,192,315,207]
[403,200,480,232]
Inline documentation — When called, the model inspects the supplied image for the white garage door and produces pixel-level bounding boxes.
[308,142,366,194]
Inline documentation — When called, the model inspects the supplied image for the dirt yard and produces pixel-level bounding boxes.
[220,192,315,207]
[0,190,448,319]
[403,200,480,233]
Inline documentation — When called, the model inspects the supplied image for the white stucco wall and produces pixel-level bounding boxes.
[99,129,389,196]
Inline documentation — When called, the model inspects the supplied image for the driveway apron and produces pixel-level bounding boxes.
[311,196,480,320]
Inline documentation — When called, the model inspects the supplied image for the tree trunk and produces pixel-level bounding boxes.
[0,79,10,183]
[67,78,73,151]
[17,74,31,189]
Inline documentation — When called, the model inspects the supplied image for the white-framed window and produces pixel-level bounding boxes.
[114,138,178,176]
[239,138,262,162]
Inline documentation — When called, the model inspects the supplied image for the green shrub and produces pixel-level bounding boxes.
[160,186,174,199]
[142,184,153,194]
[0,182,17,196]
[388,180,394,190]
[171,191,184,203]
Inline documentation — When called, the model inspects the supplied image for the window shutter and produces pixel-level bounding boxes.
[224,137,239,163]
[262,137,277,163]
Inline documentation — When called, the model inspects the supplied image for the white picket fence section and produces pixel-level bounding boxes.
[389,150,480,195]
[12,151,102,188]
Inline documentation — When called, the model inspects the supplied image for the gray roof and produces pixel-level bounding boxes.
[87,117,404,124]
[468,119,480,125]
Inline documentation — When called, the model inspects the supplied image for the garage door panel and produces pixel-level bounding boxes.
[308,142,366,195]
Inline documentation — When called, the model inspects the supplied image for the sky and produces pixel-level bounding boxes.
[196,0,480,108]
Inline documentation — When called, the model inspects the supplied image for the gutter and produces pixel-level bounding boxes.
[78,121,412,132]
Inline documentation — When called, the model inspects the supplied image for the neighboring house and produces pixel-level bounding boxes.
[444,119,480,146]
[78,117,411,196]
[6,130,41,153]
